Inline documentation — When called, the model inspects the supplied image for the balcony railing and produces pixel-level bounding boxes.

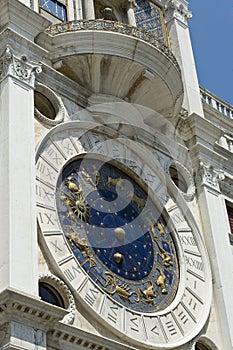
[200,87,233,119]
[45,19,180,72]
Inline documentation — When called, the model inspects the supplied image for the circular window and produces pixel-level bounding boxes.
[39,281,65,308]
[34,83,65,126]
[39,274,76,324]
[35,91,56,120]
[168,161,195,201]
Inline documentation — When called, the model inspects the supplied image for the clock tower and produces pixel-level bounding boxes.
[0,1,233,350]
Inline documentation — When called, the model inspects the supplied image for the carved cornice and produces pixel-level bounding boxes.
[0,288,67,329]
[48,322,137,350]
[0,46,41,86]
[194,161,225,190]
[165,0,192,25]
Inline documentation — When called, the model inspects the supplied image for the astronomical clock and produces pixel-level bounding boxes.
[36,121,212,349]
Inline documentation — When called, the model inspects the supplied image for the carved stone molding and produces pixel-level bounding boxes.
[0,288,67,329]
[167,160,195,201]
[165,0,192,25]
[175,107,189,131]
[0,46,41,86]
[39,273,75,325]
[34,83,65,126]
[45,20,180,71]
[48,323,137,350]
[195,161,225,190]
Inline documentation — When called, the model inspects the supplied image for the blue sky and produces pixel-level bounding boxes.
[188,1,233,105]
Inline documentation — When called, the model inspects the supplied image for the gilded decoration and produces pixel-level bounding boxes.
[0,47,41,86]
[57,157,179,313]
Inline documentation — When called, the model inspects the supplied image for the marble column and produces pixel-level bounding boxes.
[83,0,95,20]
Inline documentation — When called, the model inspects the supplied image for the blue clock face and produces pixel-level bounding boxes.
[57,156,179,313]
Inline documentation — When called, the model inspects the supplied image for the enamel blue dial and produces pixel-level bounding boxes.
[57,157,179,313]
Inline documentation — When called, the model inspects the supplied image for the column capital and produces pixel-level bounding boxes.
[0,46,41,87]
[165,0,192,25]
[195,161,225,191]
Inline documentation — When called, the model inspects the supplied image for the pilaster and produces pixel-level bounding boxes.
[165,0,204,117]
[0,46,41,296]
[195,161,233,349]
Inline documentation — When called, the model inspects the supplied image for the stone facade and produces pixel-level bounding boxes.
[0,1,232,350]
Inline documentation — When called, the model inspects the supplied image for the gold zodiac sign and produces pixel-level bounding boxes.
[129,191,146,210]
[156,241,173,267]
[140,280,156,306]
[104,272,138,302]
[61,177,89,221]
[65,232,89,257]
[145,218,164,237]
[156,269,167,294]
[80,167,96,187]
[81,255,96,271]
[157,222,164,236]
[64,176,82,195]
[106,176,123,189]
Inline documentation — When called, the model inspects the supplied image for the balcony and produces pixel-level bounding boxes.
[200,87,233,119]
[36,20,184,118]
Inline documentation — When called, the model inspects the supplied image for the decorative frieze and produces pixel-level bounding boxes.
[165,0,192,25]
[195,161,225,190]
[0,46,41,86]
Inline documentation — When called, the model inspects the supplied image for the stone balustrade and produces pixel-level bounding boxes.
[45,19,180,72]
[200,87,233,119]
